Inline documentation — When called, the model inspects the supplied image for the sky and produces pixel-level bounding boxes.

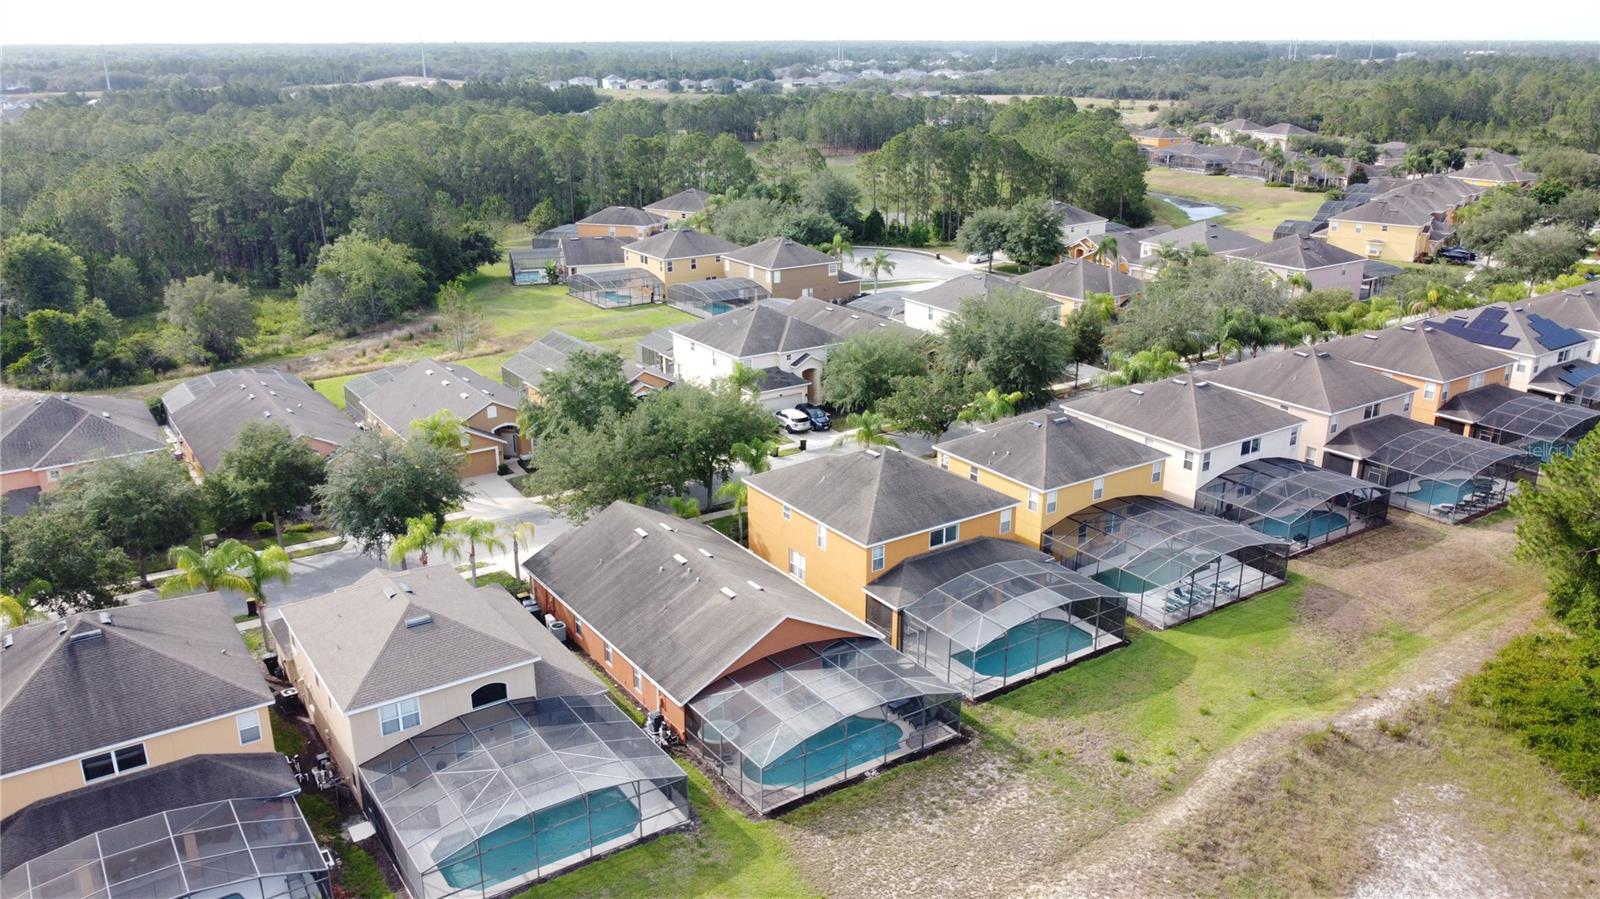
[5,0,1600,45]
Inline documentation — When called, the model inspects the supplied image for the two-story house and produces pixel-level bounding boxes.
[1017,258,1142,318]
[1,394,166,516]
[1046,202,1110,255]
[621,228,739,288]
[903,272,1036,333]
[1318,324,1515,425]
[721,237,860,302]
[343,358,527,477]
[162,367,358,476]
[1132,126,1186,149]
[574,206,666,240]
[1129,221,1263,277]
[669,300,841,408]
[1224,235,1369,295]
[1429,303,1595,392]
[643,187,712,222]
[501,330,672,402]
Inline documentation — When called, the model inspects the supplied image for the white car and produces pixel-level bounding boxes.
[774,408,811,433]
[966,252,992,264]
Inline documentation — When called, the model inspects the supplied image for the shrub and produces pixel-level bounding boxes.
[1111,749,1132,764]
[339,842,393,899]
[252,521,276,536]
[286,522,315,534]
[147,397,168,425]
[497,463,511,476]
[1463,629,1600,796]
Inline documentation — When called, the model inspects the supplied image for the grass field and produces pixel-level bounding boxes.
[1146,168,1329,241]
[972,95,1177,127]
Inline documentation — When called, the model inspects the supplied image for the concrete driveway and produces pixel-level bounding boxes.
[845,247,970,284]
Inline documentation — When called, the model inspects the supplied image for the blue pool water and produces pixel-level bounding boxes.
[1400,479,1473,507]
[744,716,903,788]
[1093,568,1156,595]
[704,301,740,316]
[1258,510,1350,542]
[953,618,1094,678]
[436,787,640,889]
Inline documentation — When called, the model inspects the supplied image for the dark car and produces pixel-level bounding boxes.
[1438,246,1477,265]
[795,402,832,430]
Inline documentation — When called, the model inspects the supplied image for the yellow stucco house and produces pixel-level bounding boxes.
[621,228,740,287]
[1133,126,1186,149]
[1319,324,1515,425]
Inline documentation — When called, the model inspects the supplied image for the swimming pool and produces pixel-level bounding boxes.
[435,787,640,889]
[1257,509,1350,542]
[1092,568,1157,595]
[952,618,1094,678]
[744,716,903,788]
[1400,479,1473,508]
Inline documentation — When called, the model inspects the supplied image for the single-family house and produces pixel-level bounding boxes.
[1017,258,1142,317]
[1,394,165,513]
[1224,234,1369,295]
[1213,118,1264,141]
[722,237,861,302]
[1448,161,1534,188]
[600,75,627,90]
[1046,202,1110,252]
[669,300,841,408]
[162,368,358,474]
[343,359,526,477]
[902,272,1027,333]
[1433,383,1599,463]
[620,228,739,287]
[566,76,598,88]
[1320,414,1534,523]
[1428,303,1595,391]
[501,330,673,401]
[1522,286,1600,362]
[1129,221,1263,277]
[1317,324,1516,424]
[1132,126,1186,149]
[574,206,667,240]
[526,501,962,811]
[1324,175,1483,262]
[1247,122,1315,150]
[643,187,712,222]
[1061,377,1305,503]
[559,235,628,276]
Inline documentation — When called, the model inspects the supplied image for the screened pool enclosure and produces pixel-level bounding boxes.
[1051,496,1291,629]
[865,538,1127,698]
[0,796,330,899]
[567,268,662,308]
[1336,425,1535,523]
[1195,457,1390,553]
[666,277,770,318]
[1460,393,1599,463]
[357,695,689,898]
[685,639,961,814]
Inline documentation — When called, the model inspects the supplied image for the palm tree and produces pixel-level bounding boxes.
[160,543,250,598]
[504,520,537,583]
[444,518,506,588]
[725,362,764,397]
[232,544,292,650]
[388,514,448,569]
[715,479,753,544]
[410,410,468,457]
[842,411,900,449]
[826,232,854,274]
[1090,236,1119,269]
[1,580,49,628]
[1100,349,1185,387]
[1285,273,1312,295]
[957,388,1024,424]
[1320,157,1344,188]
[860,249,896,290]
[665,495,702,520]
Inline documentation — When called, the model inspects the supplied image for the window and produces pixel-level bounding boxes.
[572,619,583,637]
[871,544,885,572]
[969,464,979,482]
[1403,395,1412,413]
[1091,479,1104,500]
[1239,437,1261,456]
[1201,451,1212,472]
[690,257,698,270]
[665,260,674,273]
[781,504,791,521]
[1328,414,1340,435]
[816,522,827,549]
[1423,382,1437,399]
[81,743,147,783]
[1363,403,1380,420]
[788,549,806,581]
[939,455,949,470]
[929,523,959,548]
[773,270,782,284]
[1000,508,1013,534]
[1027,490,1039,511]
[1289,427,1299,447]
[471,682,508,708]
[1469,372,1485,389]
[1045,491,1058,513]
[46,468,62,481]
[236,711,262,745]
[1151,460,1163,483]
[380,698,421,736]
[632,670,642,690]
[1182,451,1194,471]
[603,644,613,665]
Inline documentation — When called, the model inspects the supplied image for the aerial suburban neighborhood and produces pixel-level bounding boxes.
[2,22,1600,899]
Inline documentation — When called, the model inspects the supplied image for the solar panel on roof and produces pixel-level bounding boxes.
[1433,317,1518,350]
[1525,314,1586,350]
[1556,363,1600,389]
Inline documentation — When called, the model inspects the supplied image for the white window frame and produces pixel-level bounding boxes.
[572,619,583,637]
[604,644,613,665]
[929,523,959,548]
[1151,460,1163,483]
[236,711,262,745]
[486,405,498,419]
[999,508,1013,534]
[1027,490,1039,511]
[773,270,782,284]
[46,468,63,481]
[871,544,885,572]
[81,742,148,783]
[1423,382,1436,399]
[1046,491,1059,513]
[1202,451,1212,472]
[380,697,421,737]
[1469,372,1485,389]
[1289,427,1299,447]
[789,549,806,581]
[633,669,642,690]
[1182,451,1194,471]
[969,464,979,482]
[939,455,949,471]
[1091,479,1104,501]
[816,522,827,549]
[781,504,791,521]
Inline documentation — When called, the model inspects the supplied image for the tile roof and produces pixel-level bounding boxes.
[344,358,520,434]
[162,368,358,471]
[1318,324,1516,382]
[1,595,271,775]
[645,187,712,213]
[1225,234,1366,271]
[577,205,665,227]
[624,228,738,260]
[1063,377,1303,449]
[276,565,552,711]
[1018,258,1143,301]
[746,448,1017,545]
[673,300,841,356]
[935,409,1166,490]
[904,272,1023,313]
[1,394,164,474]
[524,502,875,703]
[559,235,627,267]
[724,236,835,269]
[1204,349,1415,414]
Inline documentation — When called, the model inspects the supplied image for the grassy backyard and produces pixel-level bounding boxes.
[1146,168,1330,241]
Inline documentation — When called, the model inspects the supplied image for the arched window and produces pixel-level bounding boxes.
[470,682,508,709]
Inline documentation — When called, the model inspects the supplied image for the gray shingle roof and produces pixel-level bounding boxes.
[1140,221,1263,257]
[162,368,358,471]
[1,395,164,474]
[1204,349,1415,414]
[724,237,834,269]
[0,753,297,872]
[746,448,1017,545]
[905,272,1022,313]
[846,291,908,321]
[674,301,840,356]
[1434,383,1527,423]
[1430,304,1589,355]
[624,228,737,260]
[1225,235,1366,271]
[1018,258,1142,301]
[344,359,519,434]
[1256,122,1314,136]
[1046,202,1108,227]
[1450,161,1533,183]
[1064,378,1303,449]
[1323,413,1433,457]
[577,206,665,228]
[501,330,602,392]
[1318,325,1513,382]
[559,235,627,267]
[1522,287,1600,333]
[1218,118,1264,132]
[935,409,1167,490]
[645,188,712,213]
[772,296,908,338]
[277,565,553,711]
[523,502,875,703]
[1,595,271,775]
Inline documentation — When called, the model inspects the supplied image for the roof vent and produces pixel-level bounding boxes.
[1293,350,1309,357]
[1052,416,1070,424]
[58,621,69,636]
[248,394,255,400]
[404,613,433,629]
[383,585,399,600]
[633,527,649,538]
[101,410,111,418]
[719,586,738,599]
[440,380,451,387]
[425,369,434,376]
[444,365,455,372]
[745,579,764,591]
[99,611,113,625]
[656,521,675,532]
[1400,325,1417,332]
[1171,378,1188,386]
[239,383,247,389]
[398,581,414,594]
[1316,351,1331,358]
[698,548,714,558]
[1028,419,1042,428]
[1129,388,1145,396]
[1,634,11,649]
[864,449,881,458]
[459,392,470,400]
[69,628,104,644]
[263,411,272,418]
[672,553,689,565]
[1361,333,1380,340]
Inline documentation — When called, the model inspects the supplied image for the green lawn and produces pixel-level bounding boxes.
[1145,169,1329,241]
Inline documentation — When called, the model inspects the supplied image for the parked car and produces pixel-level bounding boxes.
[966,252,992,265]
[1438,246,1477,265]
[774,408,811,433]
[795,402,832,430]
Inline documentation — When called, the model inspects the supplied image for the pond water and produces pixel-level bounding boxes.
[1153,193,1228,221]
